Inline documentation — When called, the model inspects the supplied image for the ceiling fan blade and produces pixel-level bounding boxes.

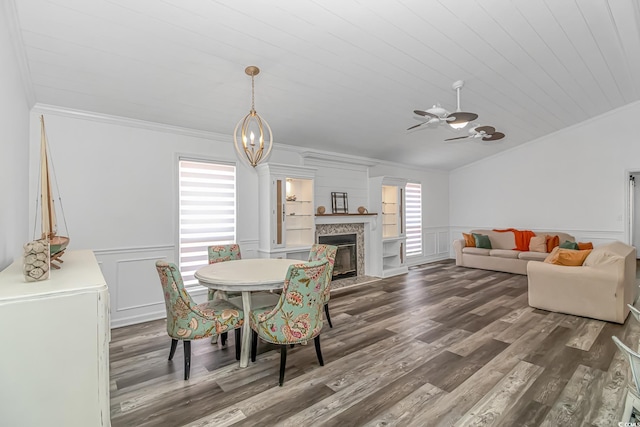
[414,110,439,119]
[474,125,495,134]
[445,136,470,141]
[407,122,426,130]
[447,112,478,123]
[482,132,505,141]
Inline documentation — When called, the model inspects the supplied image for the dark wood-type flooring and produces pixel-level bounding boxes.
[109,260,640,426]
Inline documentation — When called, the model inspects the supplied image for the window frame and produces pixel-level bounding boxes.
[405,181,423,258]
[175,154,238,289]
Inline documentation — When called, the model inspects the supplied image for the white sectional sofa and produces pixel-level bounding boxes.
[452,229,575,275]
[527,241,637,324]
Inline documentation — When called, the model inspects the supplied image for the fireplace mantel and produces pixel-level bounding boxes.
[315,213,378,227]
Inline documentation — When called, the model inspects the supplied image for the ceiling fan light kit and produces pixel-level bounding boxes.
[444,125,505,142]
[448,80,475,129]
[408,80,478,131]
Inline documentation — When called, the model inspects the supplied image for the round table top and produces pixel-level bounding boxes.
[194,258,300,292]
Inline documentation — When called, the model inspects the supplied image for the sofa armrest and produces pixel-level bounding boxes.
[453,239,465,265]
[527,260,626,322]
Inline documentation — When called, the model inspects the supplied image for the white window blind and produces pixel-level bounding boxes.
[405,182,422,257]
[178,159,236,287]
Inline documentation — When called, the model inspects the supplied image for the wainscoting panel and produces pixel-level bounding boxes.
[438,230,450,255]
[423,231,437,257]
[115,256,166,312]
[96,239,261,328]
[406,227,450,267]
[95,245,175,328]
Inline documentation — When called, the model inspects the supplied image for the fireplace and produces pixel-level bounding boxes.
[318,234,357,280]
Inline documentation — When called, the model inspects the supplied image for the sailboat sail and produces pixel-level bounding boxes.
[39,116,69,263]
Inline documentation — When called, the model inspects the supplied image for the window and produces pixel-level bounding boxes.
[178,159,236,287]
[405,182,422,257]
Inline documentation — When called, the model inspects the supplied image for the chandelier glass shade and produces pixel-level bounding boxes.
[233,66,273,167]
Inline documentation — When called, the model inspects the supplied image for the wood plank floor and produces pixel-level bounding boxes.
[109,260,640,426]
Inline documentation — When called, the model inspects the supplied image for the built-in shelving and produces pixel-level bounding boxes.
[369,176,408,278]
[257,163,317,259]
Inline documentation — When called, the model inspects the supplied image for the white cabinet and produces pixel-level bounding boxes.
[257,163,316,259]
[0,250,110,427]
[369,176,408,278]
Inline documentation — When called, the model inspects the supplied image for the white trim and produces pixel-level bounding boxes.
[32,104,233,141]
[93,244,175,256]
[110,311,166,329]
[625,168,640,246]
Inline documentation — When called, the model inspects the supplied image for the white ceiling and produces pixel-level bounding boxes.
[10,0,640,170]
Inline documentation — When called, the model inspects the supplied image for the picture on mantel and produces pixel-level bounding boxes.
[331,192,348,214]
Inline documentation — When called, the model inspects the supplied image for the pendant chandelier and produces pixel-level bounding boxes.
[233,66,273,167]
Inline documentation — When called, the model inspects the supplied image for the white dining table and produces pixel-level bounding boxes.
[194,258,299,367]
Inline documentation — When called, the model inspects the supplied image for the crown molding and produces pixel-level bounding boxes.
[3,0,36,107]
[300,151,379,168]
[32,103,234,142]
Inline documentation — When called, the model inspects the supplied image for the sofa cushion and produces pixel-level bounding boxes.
[559,240,579,250]
[544,248,592,266]
[518,251,548,261]
[529,236,547,253]
[462,247,491,256]
[583,249,624,267]
[471,230,513,250]
[489,249,521,259]
[473,234,492,249]
[462,233,476,247]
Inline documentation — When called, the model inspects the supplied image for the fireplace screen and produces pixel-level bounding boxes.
[318,234,357,279]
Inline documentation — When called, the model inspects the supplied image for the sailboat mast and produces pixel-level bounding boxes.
[40,115,56,239]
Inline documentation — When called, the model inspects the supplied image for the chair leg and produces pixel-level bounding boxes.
[183,341,191,381]
[324,303,333,328]
[314,335,324,366]
[221,331,228,346]
[251,330,258,363]
[235,328,241,361]
[169,339,178,361]
[279,345,288,386]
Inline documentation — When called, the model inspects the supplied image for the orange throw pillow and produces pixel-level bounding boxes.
[545,235,560,253]
[462,233,476,247]
[544,248,592,266]
[577,242,594,250]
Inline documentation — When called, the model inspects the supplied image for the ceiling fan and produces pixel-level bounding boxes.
[407,80,478,131]
[444,125,505,142]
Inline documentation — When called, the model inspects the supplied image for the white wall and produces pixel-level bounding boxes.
[450,100,640,247]
[28,109,263,326]
[0,7,30,270]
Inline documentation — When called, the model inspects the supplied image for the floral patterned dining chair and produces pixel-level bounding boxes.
[207,244,242,344]
[249,259,330,386]
[155,260,244,380]
[308,244,338,328]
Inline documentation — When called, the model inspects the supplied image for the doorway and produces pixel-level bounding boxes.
[627,171,640,257]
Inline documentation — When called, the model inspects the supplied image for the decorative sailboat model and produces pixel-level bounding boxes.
[39,115,69,268]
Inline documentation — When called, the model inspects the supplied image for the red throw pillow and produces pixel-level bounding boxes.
[545,235,560,253]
